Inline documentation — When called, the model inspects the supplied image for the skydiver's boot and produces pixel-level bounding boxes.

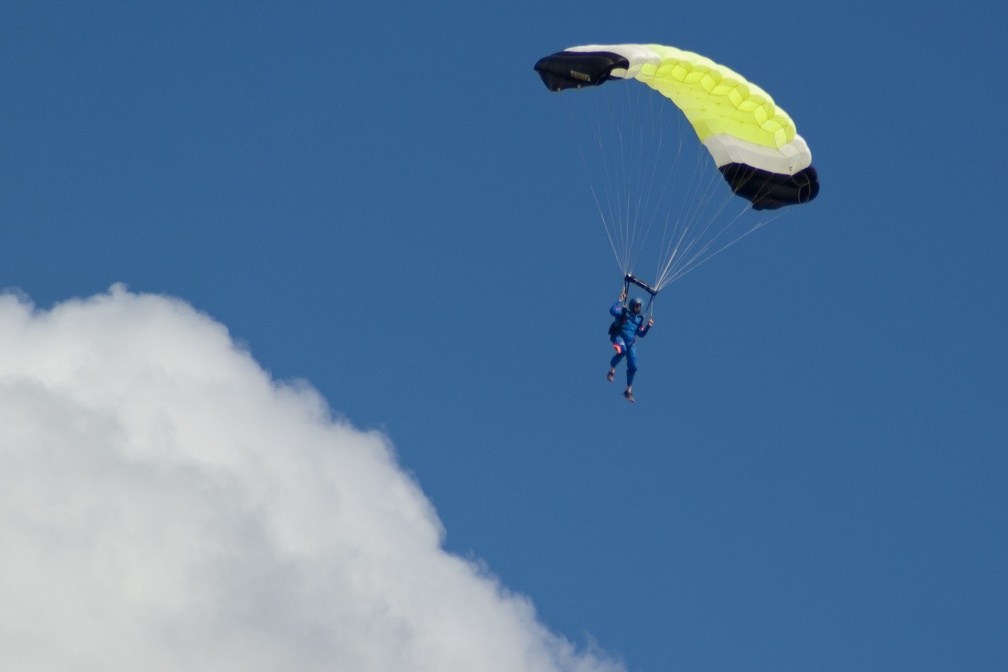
[607,369,615,383]
[623,389,635,403]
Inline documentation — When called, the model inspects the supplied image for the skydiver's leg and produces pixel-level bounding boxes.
[608,339,625,382]
[610,337,627,371]
[625,345,638,388]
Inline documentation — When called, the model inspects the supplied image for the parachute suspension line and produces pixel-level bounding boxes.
[593,84,674,280]
[571,83,664,278]
[645,96,794,290]
[618,82,641,276]
[626,84,674,282]
[658,202,748,286]
[612,82,655,277]
[564,69,798,294]
[668,169,740,280]
[652,83,793,287]
[668,128,712,259]
[657,173,747,288]
[659,204,789,287]
[596,90,633,274]
[569,95,627,274]
[628,83,662,277]
[650,118,692,290]
[573,117,618,270]
[651,118,729,290]
[669,210,787,285]
[610,84,635,274]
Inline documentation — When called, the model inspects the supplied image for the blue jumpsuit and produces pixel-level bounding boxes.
[610,301,651,386]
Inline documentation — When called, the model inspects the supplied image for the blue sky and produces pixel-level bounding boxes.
[2,2,1007,670]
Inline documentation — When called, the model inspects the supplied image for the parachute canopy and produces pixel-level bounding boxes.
[534,44,818,210]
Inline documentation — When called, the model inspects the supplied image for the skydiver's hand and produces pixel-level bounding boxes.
[648,317,654,327]
[620,288,628,302]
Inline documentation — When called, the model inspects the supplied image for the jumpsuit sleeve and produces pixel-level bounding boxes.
[610,301,625,318]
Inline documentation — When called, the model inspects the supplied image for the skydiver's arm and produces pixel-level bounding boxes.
[611,301,625,318]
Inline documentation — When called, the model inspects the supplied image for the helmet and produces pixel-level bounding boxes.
[628,297,643,313]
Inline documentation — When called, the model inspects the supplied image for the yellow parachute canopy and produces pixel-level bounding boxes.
[535,43,818,209]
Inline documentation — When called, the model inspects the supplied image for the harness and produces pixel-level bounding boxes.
[607,309,628,339]
[608,274,658,339]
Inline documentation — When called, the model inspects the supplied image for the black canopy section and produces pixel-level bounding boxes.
[719,164,820,210]
[534,51,631,91]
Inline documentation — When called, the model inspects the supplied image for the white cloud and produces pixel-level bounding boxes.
[0,285,624,672]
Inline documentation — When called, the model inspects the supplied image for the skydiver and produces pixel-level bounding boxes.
[606,288,654,403]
